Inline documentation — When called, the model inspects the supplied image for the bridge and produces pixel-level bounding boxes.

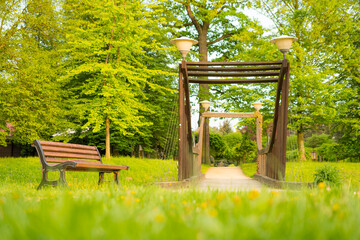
[177,59,291,183]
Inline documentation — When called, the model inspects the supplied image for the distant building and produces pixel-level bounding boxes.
[0,123,22,157]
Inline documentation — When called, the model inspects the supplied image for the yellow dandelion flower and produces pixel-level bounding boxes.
[200,202,208,209]
[216,193,225,202]
[12,193,20,199]
[248,190,260,200]
[271,191,280,197]
[318,182,326,189]
[135,198,140,203]
[209,209,218,217]
[333,203,339,211]
[155,214,165,223]
[131,190,136,195]
[232,195,241,205]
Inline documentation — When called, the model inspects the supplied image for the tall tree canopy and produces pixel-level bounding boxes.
[60,0,172,158]
[0,0,64,145]
[252,0,359,160]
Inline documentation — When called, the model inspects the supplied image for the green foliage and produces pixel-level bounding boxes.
[317,143,343,162]
[305,134,333,149]
[0,0,65,145]
[232,133,257,164]
[314,164,341,186]
[209,132,227,159]
[222,132,256,164]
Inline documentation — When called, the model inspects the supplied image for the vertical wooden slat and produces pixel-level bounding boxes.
[178,63,185,181]
[182,61,194,178]
[279,62,290,180]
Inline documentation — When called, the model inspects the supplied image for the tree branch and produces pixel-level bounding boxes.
[207,33,234,45]
[216,4,227,15]
[185,4,202,33]
[162,22,193,29]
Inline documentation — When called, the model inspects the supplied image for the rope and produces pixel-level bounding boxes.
[286,95,305,183]
[157,93,179,182]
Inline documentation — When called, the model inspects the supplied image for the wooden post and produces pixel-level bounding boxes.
[278,61,290,180]
[182,60,193,179]
[255,111,263,174]
[178,63,186,181]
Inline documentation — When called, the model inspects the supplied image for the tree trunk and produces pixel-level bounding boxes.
[297,131,306,161]
[198,31,211,165]
[106,117,111,159]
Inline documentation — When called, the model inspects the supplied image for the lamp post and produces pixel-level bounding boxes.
[171,36,197,180]
[170,37,198,60]
[252,102,263,174]
[200,100,211,112]
[270,35,298,59]
[252,102,263,112]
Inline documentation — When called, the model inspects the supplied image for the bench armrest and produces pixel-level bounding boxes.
[47,161,77,171]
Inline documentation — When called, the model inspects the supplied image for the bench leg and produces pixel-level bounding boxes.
[37,168,69,190]
[114,171,120,185]
[98,172,105,185]
[58,169,69,187]
[37,169,49,190]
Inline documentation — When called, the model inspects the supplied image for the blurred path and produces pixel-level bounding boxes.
[197,167,264,191]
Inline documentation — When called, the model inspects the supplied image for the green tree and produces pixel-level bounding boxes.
[61,0,171,159]
[0,0,64,145]
[219,119,233,135]
[249,0,355,160]
[158,0,260,164]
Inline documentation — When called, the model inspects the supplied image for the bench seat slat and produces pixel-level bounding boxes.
[48,163,129,172]
[42,146,99,156]
[39,140,97,150]
[43,151,101,160]
[69,163,129,171]
[46,158,102,164]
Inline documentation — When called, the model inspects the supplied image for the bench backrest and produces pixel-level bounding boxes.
[33,140,102,168]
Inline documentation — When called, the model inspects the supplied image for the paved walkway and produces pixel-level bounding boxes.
[197,167,264,191]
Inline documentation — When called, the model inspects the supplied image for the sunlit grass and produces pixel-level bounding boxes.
[1,185,360,239]
[241,161,360,188]
[2,157,360,239]
[0,157,178,191]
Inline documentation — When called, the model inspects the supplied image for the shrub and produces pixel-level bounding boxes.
[313,164,341,186]
[305,134,333,148]
[317,142,342,162]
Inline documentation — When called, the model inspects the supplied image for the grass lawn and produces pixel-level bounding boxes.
[1,157,360,239]
[241,161,360,188]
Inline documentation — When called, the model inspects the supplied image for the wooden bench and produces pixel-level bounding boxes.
[32,139,129,189]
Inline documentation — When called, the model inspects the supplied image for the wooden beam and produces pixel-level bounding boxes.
[187,66,282,72]
[188,71,280,77]
[186,61,283,66]
[188,78,278,84]
[202,112,256,118]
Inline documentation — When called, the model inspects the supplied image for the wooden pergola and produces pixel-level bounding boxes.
[178,60,290,181]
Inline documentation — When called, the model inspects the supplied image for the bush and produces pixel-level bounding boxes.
[305,134,333,148]
[313,164,341,186]
[317,142,342,162]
